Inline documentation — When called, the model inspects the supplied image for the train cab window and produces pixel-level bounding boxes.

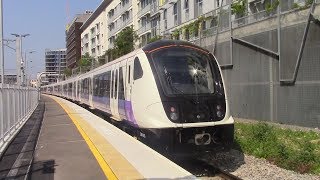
[134,57,143,80]
[151,47,215,95]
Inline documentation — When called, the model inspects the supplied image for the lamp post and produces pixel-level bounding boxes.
[11,33,30,86]
[0,0,4,85]
[25,50,35,86]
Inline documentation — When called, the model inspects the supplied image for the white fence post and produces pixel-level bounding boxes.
[0,84,3,144]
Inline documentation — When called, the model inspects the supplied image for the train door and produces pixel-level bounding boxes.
[110,65,120,120]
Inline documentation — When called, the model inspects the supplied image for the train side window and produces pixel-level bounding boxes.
[93,76,98,96]
[134,57,143,80]
[106,71,111,98]
[111,71,114,98]
[89,78,92,95]
[100,74,105,97]
[128,65,131,83]
[119,67,124,100]
[114,69,118,99]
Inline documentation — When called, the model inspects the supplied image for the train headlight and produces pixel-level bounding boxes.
[170,112,179,121]
[216,105,224,118]
[169,106,179,121]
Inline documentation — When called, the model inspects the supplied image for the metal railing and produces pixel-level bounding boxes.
[232,10,275,29]
[0,85,39,153]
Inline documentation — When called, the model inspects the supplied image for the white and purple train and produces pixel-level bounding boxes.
[42,40,234,154]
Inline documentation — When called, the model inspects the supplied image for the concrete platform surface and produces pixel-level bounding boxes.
[47,95,195,179]
[29,96,106,180]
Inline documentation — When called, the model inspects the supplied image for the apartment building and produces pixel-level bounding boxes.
[81,0,306,53]
[80,0,223,52]
[80,1,111,60]
[45,49,66,83]
[0,74,17,84]
[66,11,92,69]
[106,0,138,49]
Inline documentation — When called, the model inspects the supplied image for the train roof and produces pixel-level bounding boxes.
[142,40,210,54]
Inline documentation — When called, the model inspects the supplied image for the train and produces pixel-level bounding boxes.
[42,40,234,154]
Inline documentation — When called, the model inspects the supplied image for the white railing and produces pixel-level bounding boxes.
[108,0,132,23]
[109,18,133,37]
[150,1,159,15]
[138,4,151,18]
[0,85,39,153]
[137,23,151,35]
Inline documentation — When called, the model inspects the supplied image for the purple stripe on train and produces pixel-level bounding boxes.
[125,100,138,127]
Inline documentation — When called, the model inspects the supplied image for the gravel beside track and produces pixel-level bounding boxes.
[201,149,320,180]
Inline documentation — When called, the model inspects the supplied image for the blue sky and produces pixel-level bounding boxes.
[3,0,102,78]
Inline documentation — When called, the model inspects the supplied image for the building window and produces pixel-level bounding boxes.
[173,3,178,25]
[196,0,203,15]
[173,3,177,15]
[163,9,167,20]
[184,0,189,9]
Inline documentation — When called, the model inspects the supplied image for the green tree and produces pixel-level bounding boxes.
[231,0,247,17]
[78,53,94,72]
[63,68,72,77]
[114,26,138,56]
[104,26,138,62]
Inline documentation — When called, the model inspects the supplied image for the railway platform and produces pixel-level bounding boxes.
[0,95,194,179]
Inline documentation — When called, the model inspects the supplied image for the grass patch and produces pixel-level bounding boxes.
[234,122,320,175]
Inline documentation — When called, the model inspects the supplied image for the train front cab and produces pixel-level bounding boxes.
[133,41,234,155]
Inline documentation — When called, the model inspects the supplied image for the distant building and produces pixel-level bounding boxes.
[45,49,67,84]
[66,11,92,69]
[0,74,17,84]
[80,1,112,61]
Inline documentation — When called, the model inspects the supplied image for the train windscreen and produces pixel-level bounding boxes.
[150,47,215,96]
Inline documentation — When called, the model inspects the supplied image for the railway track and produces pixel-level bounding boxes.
[170,157,242,180]
[215,168,242,180]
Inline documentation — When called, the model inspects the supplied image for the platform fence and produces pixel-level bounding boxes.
[0,84,39,154]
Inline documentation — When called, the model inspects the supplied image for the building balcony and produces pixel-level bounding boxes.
[91,41,96,48]
[151,27,160,37]
[138,4,151,18]
[108,0,132,23]
[137,23,151,35]
[160,0,177,9]
[108,18,133,38]
[90,31,96,39]
[150,1,160,16]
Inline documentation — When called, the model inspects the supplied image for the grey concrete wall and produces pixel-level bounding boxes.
[202,19,320,128]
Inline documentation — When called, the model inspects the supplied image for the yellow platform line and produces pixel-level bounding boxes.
[51,97,117,180]
[50,96,144,180]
